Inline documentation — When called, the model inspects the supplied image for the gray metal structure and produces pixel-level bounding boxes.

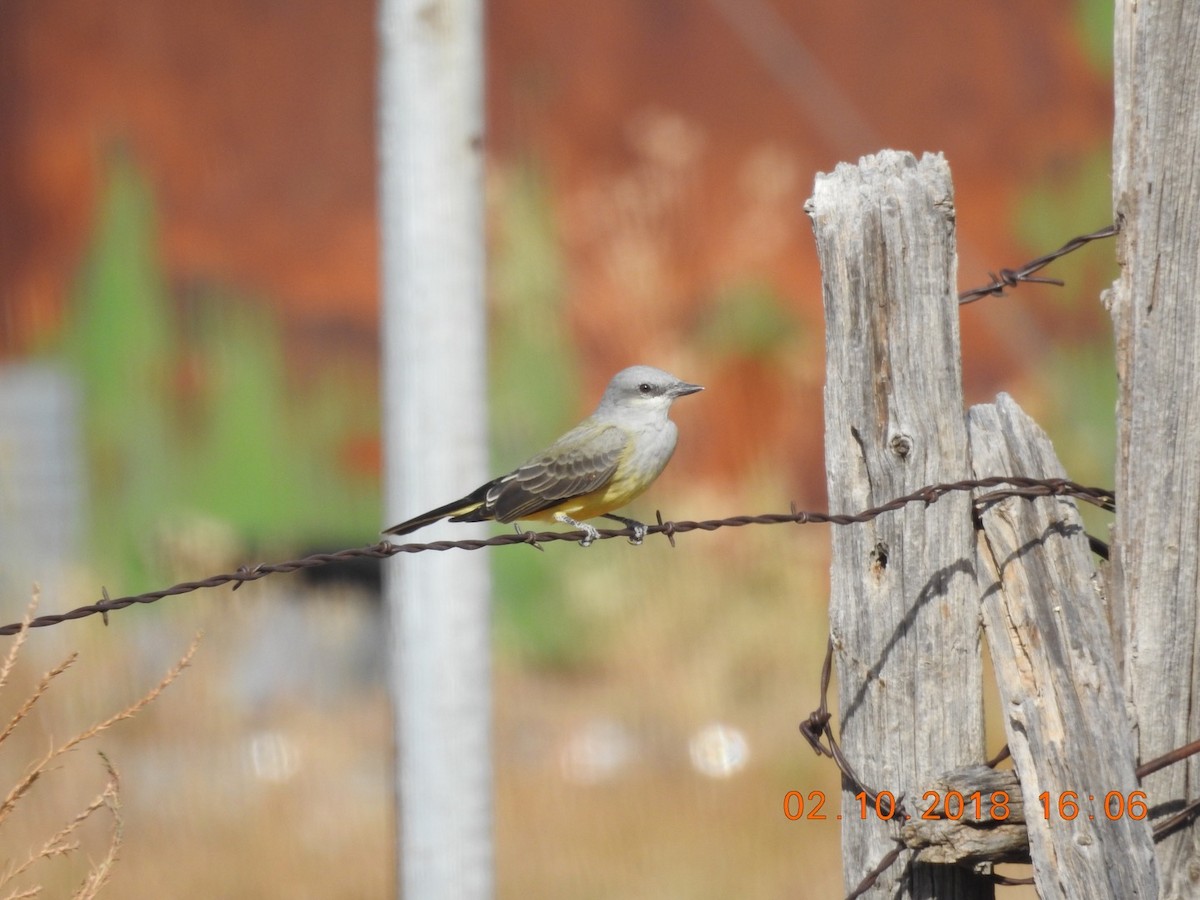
[378,1,492,896]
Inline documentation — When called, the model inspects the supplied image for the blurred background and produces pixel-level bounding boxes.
[0,0,1115,896]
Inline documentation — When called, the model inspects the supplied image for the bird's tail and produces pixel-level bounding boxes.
[383,481,495,536]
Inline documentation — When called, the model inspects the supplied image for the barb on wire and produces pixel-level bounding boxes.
[800,637,902,817]
[801,635,915,900]
[957,223,1119,305]
[845,842,910,900]
[0,476,1114,637]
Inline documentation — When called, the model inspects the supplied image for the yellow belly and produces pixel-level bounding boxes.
[523,467,656,522]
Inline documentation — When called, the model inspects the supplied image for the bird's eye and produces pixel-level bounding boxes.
[638,383,653,394]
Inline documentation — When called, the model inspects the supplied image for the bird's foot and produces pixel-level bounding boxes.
[555,513,601,547]
[603,514,648,546]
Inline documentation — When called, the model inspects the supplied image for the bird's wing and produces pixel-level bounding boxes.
[485,423,629,522]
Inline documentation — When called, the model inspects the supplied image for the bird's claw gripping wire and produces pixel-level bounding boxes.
[555,513,601,547]
[604,513,648,545]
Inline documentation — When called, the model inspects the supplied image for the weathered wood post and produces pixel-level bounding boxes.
[968,395,1157,897]
[1112,1,1200,893]
[807,150,989,897]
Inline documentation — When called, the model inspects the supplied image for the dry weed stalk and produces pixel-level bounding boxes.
[0,591,200,898]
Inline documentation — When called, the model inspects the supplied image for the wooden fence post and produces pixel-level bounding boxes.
[968,395,1157,897]
[1112,1,1200,893]
[807,150,989,897]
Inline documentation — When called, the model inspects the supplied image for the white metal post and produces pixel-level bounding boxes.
[378,0,491,897]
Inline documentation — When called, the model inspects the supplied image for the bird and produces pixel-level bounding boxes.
[384,365,703,546]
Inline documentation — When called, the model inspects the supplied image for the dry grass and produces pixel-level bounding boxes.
[0,590,198,899]
[492,498,847,899]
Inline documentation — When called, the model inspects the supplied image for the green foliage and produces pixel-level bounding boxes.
[490,161,578,461]
[492,542,594,670]
[1014,142,1117,536]
[64,156,178,588]
[63,157,379,590]
[1075,0,1114,75]
[697,280,797,359]
[174,298,379,539]
[1017,148,1113,240]
[1015,147,1116,310]
[1034,344,1117,540]
[488,161,591,668]
[1038,345,1116,486]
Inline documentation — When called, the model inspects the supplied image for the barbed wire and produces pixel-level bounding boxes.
[957,223,1119,305]
[0,476,1114,637]
[3,225,1119,639]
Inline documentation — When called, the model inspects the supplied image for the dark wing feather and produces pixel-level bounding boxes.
[383,477,500,535]
[487,424,628,522]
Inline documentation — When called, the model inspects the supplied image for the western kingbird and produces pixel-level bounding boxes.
[384,365,703,546]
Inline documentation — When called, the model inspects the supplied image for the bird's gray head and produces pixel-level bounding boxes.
[595,365,704,417]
